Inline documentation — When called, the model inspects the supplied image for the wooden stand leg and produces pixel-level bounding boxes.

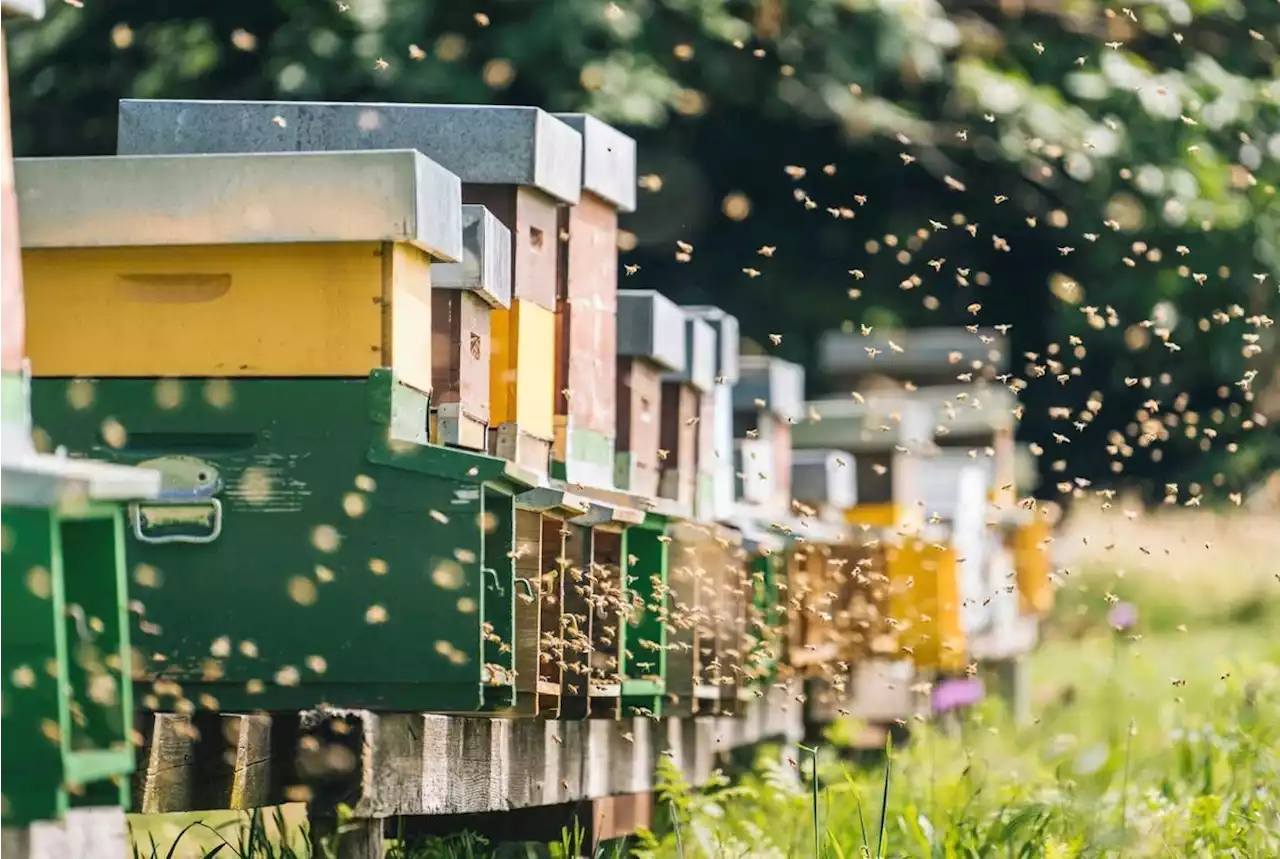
[993,658,1032,727]
[308,812,384,859]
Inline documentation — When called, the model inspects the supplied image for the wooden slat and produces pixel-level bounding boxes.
[133,713,276,813]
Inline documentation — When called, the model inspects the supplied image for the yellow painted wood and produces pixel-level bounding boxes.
[23,243,433,387]
[1014,517,1054,615]
[845,502,900,528]
[885,540,965,672]
[490,299,555,439]
[385,243,433,396]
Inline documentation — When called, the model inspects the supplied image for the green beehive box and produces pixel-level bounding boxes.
[30,372,539,713]
[618,512,671,718]
[541,484,677,719]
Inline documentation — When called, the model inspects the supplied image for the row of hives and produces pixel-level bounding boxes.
[0,1,1053,841]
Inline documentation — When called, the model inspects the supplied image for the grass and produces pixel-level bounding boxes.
[128,507,1280,858]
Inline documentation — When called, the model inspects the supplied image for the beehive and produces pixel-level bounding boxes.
[733,356,805,514]
[793,397,934,530]
[667,521,748,715]
[616,290,686,498]
[792,398,960,672]
[683,307,740,520]
[117,99,584,478]
[818,326,1011,390]
[20,151,564,714]
[504,486,592,716]
[659,313,715,509]
[550,114,635,489]
[884,537,966,673]
[431,204,513,450]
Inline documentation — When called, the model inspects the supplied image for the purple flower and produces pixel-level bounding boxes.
[1108,602,1138,632]
[932,677,986,713]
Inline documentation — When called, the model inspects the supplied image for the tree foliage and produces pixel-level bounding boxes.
[7,0,1279,501]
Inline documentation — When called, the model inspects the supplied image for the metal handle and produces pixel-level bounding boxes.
[513,577,537,598]
[482,566,503,596]
[130,499,223,545]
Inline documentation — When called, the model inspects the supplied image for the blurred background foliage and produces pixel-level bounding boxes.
[6,0,1279,504]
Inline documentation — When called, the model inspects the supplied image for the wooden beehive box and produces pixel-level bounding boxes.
[791,449,857,522]
[431,204,512,450]
[818,326,1011,390]
[912,382,1021,514]
[683,307,740,521]
[117,99,583,477]
[659,313,715,510]
[615,289,686,499]
[550,114,635,489]
[16,151,462,386]
[732,355,804,515]
[792,397,935,530]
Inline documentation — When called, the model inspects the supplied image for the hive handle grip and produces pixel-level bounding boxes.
[130,499,223,544]
[482,566,503,596]
[513,577,537,598]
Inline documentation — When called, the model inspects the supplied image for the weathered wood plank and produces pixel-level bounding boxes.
[0,808,127,859]
[128,680,808,820]
[133,713,196,813]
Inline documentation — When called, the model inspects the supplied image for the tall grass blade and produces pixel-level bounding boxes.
[876,733,893,859]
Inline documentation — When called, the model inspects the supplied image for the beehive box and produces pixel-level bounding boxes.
[18,152,562,714]
[791,449,857,520]
[1012,513,1054,615]
[616,290,685,499]
[817,326,1011,390]
[884,536,966,673]
[550,114,635,489]
[431,205,512,450]
[733,356,804,513]
[659,313,715,509]
[667,521,748,715]
[793,397,935,530]
[514,481,676,719]
[117,99,584,478]
[505,487,592,716]
[16,151,460,386]
[683,307,740,521]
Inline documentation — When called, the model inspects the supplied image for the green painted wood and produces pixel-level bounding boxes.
[30,374,531,713]
[1,502,133,825]
[748,551,784,687]
[620,514,668,717]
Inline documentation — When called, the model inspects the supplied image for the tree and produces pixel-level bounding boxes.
[8,0,1278,501]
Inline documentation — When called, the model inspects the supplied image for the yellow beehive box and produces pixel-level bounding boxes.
[15,151,463,392]
[1013,515,1054,615]
[490,299,557,470]
[885,538,965,672]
